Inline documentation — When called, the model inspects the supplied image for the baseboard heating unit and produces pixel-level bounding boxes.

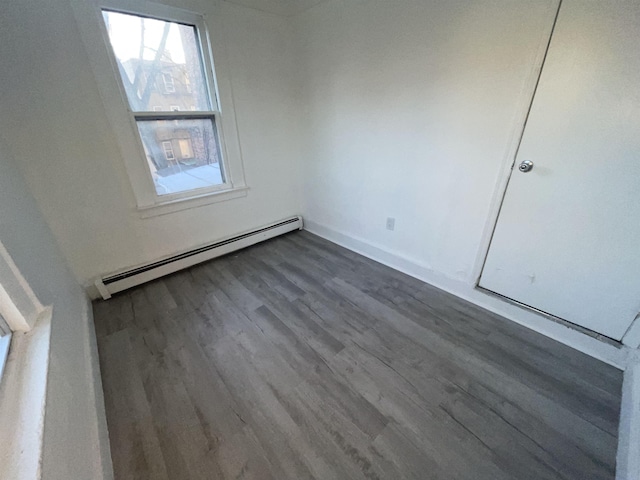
[94,215,303,300]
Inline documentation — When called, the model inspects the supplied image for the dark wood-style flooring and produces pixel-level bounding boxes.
[94,230,623,480]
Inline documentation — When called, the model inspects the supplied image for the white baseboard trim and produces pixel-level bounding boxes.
[94,216,303,300]
[617,352,640,480]
[304,219,629,370]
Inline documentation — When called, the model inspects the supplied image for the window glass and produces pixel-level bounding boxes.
[102,11,211,112]
[137,118,224,195]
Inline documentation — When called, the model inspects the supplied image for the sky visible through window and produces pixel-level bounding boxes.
[104,12,187,64]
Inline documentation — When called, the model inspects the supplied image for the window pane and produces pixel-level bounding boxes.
[102,11,212,112]
[137,118,224,195]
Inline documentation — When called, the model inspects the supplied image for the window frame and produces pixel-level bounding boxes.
[161,140,175,161]
[162,72,175,93]
[81,0,248,216]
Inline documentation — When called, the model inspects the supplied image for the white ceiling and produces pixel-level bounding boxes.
[222,0,330,16]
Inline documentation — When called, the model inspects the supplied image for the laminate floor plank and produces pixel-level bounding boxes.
[347,276,620,435]
[98,329,170,480]
[326,346,516,480]
[325,276,618,464]
[94,231,622,480]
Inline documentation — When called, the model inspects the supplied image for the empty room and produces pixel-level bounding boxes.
[0,0,638,479]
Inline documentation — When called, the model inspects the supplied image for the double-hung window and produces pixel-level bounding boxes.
[93,3,246,213]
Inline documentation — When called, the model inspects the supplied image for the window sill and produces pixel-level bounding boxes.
[137,186,249,219]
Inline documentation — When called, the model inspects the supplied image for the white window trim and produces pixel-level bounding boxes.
[0,242,45,333]
[70,0,248,217]
[138,185,248,218]
[0,239,47,380]
[0,306,53,480]
[0,241,52,480]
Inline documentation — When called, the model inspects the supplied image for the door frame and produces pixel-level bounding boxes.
[470,0,640,347]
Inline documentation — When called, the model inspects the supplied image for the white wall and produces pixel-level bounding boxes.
[0,0,566,312]
[222,0,329,17]
[0,0,302,294]
[0,0,300,475]
[292,0,632,368]
[0,142,111,478]
[295,0,557,283]
[0,0,630,475]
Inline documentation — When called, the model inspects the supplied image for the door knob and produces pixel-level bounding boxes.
[518,160,534,172]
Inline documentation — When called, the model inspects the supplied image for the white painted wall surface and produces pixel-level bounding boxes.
[0,139,112,478]
[222,0,330,17]
[1,0,302,295]
[294,0,558,286]
[291,0,640,366]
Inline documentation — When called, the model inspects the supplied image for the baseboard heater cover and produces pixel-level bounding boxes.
[94,216,303,300]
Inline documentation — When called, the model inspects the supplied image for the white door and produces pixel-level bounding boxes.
[480,0,640,340]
